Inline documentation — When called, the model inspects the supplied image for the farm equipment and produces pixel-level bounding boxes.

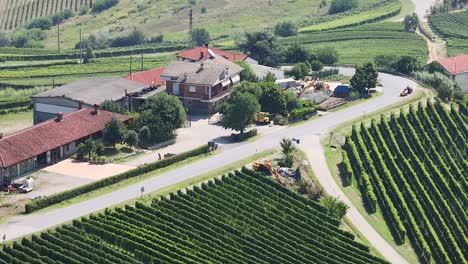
[400,86,413,97]
[255,112,270,123]
[1,178,35,193]
[252,160,285,184]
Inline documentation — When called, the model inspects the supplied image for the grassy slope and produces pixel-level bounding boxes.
[427,10,468,56]
[43,0,386,49]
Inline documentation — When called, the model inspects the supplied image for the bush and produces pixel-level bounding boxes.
[274,21,298,37]
[310,60,324,71]
[273,114,288,125]
[92,0,119,13]
[232,129,258,142]
[290,106,318,120]
[27,17,52,30]
[79,6,89,15]
[290,62,310,79]
[10,29,46,48]
[349,91,361,101]
[0,32,11,47]
[329,0,358,14]
[111,29,145,47]
[25,144,212,213]
[148,34,164,43]
[316,46,339,65]
[52,9,74,25]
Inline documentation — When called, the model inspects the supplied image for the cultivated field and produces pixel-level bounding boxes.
[0,170,388,264]
[0,0,91,31]
[282,23,427,65]
[341,101,467,264]
[446,37,468,56]
[428,10,468,39]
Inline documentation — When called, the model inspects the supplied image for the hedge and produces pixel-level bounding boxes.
[232,129,257,142]
[290,106,318,120]
[25,144,212,213]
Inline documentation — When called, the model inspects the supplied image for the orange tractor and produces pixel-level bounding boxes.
[400,86,413,97]
[252,160,285,185]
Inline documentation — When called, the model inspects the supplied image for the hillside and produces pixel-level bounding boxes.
[0,169,388,264]
[341,101,467,264]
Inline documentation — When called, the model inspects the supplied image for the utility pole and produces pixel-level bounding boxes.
[57,23,60,54]
[79,28,83,63]
[141,52,144,71]
[129,55,132,76]
[188,8,193,47]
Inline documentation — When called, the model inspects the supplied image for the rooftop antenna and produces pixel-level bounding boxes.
[189,8,193,47]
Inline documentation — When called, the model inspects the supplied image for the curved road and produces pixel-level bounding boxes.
[0,68,417,263]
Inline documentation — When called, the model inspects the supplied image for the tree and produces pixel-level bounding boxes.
[101,100,126,114]
[310,60,324,71]
[274,21,298,37]
[285,91,301,112]
[259,82,287,114]
[84,138,96,159]
[192,28,210,46]
[321,196,349,219]
[403,13,419,32]
[264,72,277,83]
[329,0,358,14]
[221,92,260,134]
[0,33,11,47]
[290,62,309,79]
[92,0,119,13]
[27,17,52,30]
[393,56,421,74]
[125,130,138,148]
[317,46,339,65]
[350,63,378,94]
[84,46,95,63]
[374,54,398,70]
[111,29,145,47]
[280,138,296,167]
[138,126,151,147]
[239,31,284,66]
[138,93,186,143]
[236,61,258,82]
[284,43,310,63]
[103,117,126,147]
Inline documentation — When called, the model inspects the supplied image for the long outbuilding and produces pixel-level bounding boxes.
[0,107,130,183]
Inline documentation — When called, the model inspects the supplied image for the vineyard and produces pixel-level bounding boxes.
[428,10,468,39]
[0,0,91,31]
[341,101,468,264]
[0,169,388,264]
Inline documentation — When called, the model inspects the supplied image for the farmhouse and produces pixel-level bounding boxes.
[0,108,130,183]
[31,77,149,124]
[435,54,468,91]
[161,55,243,114]
[176,46,258,64]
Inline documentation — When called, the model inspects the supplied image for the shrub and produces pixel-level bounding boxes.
[27,17,52,30]
[52,9,74,25]
[290,62,310,79]
[0,32,11,47]
[138,126,151,147]
[310,60,324,71]
[232,129,258,142]
[349,91,361,101]
[111,29,145,47]
[329,0,358,14]
[10,29,46,48]
[92,0,119,13]
[148,34,164,43]
[125,130,138,147]
[273,114,288,125]
[25,144,212,213]
[290,106,318,120]
[79,6,89,15]
[316,46,339,65]
[274,21,298,37]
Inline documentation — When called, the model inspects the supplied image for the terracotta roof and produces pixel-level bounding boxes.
[124,67,165,87]
[0,109,130,168]
[437,54,468,75]
[176,46,248,62]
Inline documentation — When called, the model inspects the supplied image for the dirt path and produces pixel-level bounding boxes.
[416,21,447,62]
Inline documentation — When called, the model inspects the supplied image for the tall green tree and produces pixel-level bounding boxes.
[403,13,419,32]
[280,138,296,167]
[259,82,287,114]
[274,21,298,37]
[138,126,151,147]
[221,92,260,134]
[284,44,310,63]
[239,31,284,66]
[264,72,277,83]
[290,62,310,79]
[138,93,186,143]
[350,63,378,94]
[192,28,210,46]
[125,130,138,148]
[321,196,349,219]
[236,61,259,82]
[103,117,126,147]
[316,46,339,65]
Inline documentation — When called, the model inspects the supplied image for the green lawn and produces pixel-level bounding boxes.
[0,111,33,135]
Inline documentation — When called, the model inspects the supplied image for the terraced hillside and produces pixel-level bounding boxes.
[0,169,388,264]
[341,101,467,264]
[0,0,91,31]
[281,23,427,64]
[428,10,468,39]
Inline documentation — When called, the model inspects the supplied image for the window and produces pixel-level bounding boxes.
[65,144,70,152]
[189,86,197,93]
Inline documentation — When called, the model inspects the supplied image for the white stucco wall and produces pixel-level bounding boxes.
[454,73,468,92]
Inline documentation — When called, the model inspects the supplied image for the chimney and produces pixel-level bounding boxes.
[78,100,84,109]
[0,133,3,140]
[225,67,229,76]
[92,104,99,115]
[55,112,64,122]
[200,51,204,60]
[200,62,204,70]
[124,89,128,97]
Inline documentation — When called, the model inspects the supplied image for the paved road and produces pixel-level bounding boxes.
[0,69,418,263]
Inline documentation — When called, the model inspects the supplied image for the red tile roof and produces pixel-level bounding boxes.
[176,47,248,62]
[437,54,468,75]
[0,109,130,168]
[124,67,165,87]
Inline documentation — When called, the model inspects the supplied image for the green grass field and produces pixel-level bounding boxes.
[446,38,468,57]
[428,10,468,39]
